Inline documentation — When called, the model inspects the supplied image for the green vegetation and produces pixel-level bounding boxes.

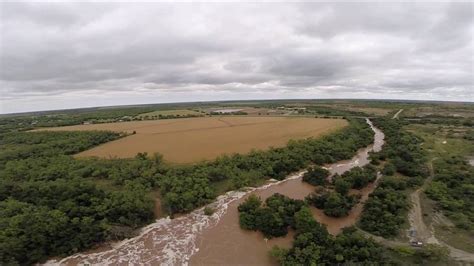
[0,131,155,265]
[390,244,450,264]
[426,157,473,230]
[238,194,392,264]
[0,131,123,169]
[409,123,474,231]
[406,121,474,251]
[0,116,373,264]
[359,118,427,238]
[301,166,329,186]
[270,207,392,265]
[0,107,156,133]
[4,100,469,264]
[302,164,376,218]
[403,103,474,127]
[376,119,428,178]
[238,194,305,238]
[137,109,204,120]
[161,117,374,214]
[303,105,367,117]
[340,164,378,189]
[306,190,359,217]
[358,177,411,237]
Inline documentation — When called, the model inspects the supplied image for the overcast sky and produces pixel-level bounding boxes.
[0,2,473,114]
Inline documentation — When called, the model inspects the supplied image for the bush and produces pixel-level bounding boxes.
[425,157,474,230]
[238,194,305,238]
[306,190,359,217]
[358,187,409,237]
[382,163,396,176]
[334,176,351,194]
[273,213,391,265]
[302,166,330,186]
[341,165,377,189]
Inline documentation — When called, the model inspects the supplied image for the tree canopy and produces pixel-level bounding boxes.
[0,118,374,264]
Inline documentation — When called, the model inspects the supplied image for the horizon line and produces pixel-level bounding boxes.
[1,97,473,116]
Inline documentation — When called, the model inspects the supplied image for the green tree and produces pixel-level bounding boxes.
[302,166,330,186]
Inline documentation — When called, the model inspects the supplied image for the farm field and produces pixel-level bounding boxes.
[36,116,347,163]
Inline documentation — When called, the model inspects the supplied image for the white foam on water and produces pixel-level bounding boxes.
[44,119,384,266]
[44,172,306,266]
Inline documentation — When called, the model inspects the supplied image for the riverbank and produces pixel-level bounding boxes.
[190,119,384,265]
[46,119,383,265]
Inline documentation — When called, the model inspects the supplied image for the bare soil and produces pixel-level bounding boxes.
[36,116,347,164]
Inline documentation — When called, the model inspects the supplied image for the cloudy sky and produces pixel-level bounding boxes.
[0,2,473,114]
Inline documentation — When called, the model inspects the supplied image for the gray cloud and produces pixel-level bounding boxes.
[0,2,473,113]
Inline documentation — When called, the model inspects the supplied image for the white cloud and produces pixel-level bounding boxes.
[0,2,473,113]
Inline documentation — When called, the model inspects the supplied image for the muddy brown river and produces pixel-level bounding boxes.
[46,119,384,266]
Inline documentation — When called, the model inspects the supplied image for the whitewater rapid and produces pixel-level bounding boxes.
[46,119,384,265]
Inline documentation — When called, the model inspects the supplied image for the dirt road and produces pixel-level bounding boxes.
[392,109,403,119]
[407,160,437,245]
[364,114,474,262]
[406,160,474,262]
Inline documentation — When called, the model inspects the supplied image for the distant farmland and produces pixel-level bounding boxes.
[36,117,347,164]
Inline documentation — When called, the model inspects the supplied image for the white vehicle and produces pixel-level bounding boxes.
[410,240,423,247]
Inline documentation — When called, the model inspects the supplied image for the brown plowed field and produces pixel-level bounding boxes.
[36,117,347,164]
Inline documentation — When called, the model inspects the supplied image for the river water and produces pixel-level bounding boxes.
[46,119,384,266]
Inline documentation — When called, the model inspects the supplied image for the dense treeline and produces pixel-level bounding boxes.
[0,131,123,169]
[0,131,155,264]
[0,118,374,264]
[426,156,474,230]
[340,165,378,189]
[238,194,305,237]
[306,190,359,217]
[305,105,367,117]
[359,118,427,237]
[237,194,392,264]
[143,113,203,120]
[372,118,428,178]
[358,177,412,237]
[160,118,374,213]
[0,107,159,133]
[270,206,392,265]
[302,165,376,218]
[0,103,219,134]
[301,166,330,186]
[0,100,365,134]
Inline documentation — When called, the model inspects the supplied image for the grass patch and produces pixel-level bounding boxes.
[408,123,474,252]
[406,124,473,159]
[420,192,474,253]
[434,224,474,253]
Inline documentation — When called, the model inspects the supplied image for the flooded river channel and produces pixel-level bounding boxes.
[47,119,384,266]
